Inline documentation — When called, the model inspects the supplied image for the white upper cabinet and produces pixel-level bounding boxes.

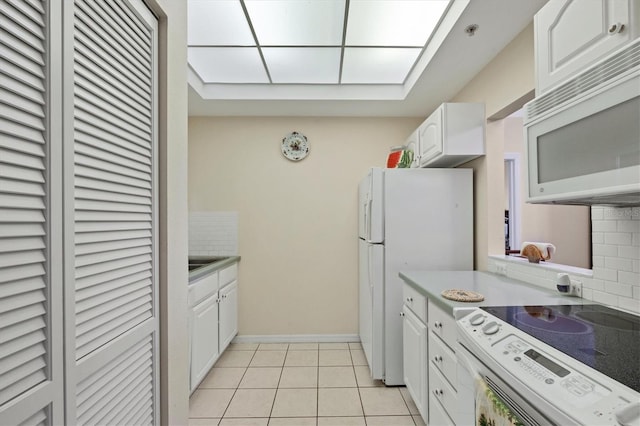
[535,0,640,94]
[417,107,443,167]
[413,103,485,168]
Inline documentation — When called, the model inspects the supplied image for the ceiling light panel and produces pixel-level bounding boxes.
[341,48,422,84]
[346,0,450,46]
[262,47,341,83]
[245,0,345,45]
[188,47,269,83]
[188,0,255,46]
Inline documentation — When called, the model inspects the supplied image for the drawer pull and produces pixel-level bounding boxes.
[406,297,413,302]
[433,355,443,363]
[400,312,405,317]
[434,321,443,328]
[433,389,444,396]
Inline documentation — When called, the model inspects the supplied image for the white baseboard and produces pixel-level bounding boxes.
[232,334,360,344]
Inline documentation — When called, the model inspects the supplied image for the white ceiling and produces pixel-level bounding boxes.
[188,0,449,85]
[189,0,548,117]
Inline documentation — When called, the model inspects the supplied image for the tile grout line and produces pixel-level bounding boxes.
[218,347,257,423]
[267,343,289,421]
[349,347,369,425]
[398,387,419,426]
[316,346,320,422]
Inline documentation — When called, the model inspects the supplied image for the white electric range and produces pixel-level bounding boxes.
[456,304,640,426]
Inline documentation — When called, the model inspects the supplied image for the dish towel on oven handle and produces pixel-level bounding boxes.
[475,377,525,426]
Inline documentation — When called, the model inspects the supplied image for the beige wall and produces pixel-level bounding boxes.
[149,0,190,424]
[189,117,420,335]
[503,117,591,268]
[452,22,591,270]
[452,23,537,270]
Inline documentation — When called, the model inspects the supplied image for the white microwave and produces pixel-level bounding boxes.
[524,62,640,206]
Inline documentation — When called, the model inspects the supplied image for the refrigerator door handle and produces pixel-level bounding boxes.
[367,245,374,298]
[366,199,373,242]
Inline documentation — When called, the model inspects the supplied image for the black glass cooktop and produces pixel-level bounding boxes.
[480,304,640,393]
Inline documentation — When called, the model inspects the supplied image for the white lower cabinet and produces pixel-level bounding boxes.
[191,293,220,388]
[189,261,240,392]
[402,306,427,421]
[429,392,456,426]
[428,300,460,425]
[219,280,238,353]
[401,282,461,425]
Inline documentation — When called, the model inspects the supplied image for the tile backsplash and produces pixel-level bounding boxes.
[189,211,238,256]
[590,206,639,312]
[489,206,639,314]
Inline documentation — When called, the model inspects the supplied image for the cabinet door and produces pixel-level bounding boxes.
[402,307,427,421]
[404,128,420,168]
[535,0,632,94]
[418,107,443,167]
[191,293,219,390]
[219,281,238,353]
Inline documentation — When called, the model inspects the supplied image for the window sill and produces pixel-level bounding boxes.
[489,254,593,278]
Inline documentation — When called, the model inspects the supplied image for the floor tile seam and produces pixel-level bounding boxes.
[355,388,368,422]
[397,388,417,423]
[316,349,320,419]
[267,345,289,419]
[219,350,256,420]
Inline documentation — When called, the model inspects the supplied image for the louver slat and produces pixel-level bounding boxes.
[0,0,47,409]
[75,1,149,74]
[18,407,47,426]
[17,407,47,426]
[76,336,153,425]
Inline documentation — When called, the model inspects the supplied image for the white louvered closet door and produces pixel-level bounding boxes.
[0,1,63,425]
[66,0,158,424]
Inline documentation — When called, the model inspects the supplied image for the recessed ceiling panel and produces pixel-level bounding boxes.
[341,48,422,84]
[188,47,269,83]
[188,0,255,46]
[346,0,450,46]
[245,0,345,45]
[263,48,341,83]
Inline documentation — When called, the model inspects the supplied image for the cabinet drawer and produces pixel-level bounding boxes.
[428,300,456,349]
[429,364,457,421]
[189,271,218,306]
[429,392,455,426]
[403,283,426,323]
[429,330,457,389]
[219,262,238,287]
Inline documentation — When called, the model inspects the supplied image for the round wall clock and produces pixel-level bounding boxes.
[281,131,309,161]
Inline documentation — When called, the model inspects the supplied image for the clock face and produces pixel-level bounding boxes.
[281,132,309,161]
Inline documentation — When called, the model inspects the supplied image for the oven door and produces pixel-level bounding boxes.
[456,341,574,426]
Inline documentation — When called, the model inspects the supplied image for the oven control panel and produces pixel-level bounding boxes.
[458,309,640,425]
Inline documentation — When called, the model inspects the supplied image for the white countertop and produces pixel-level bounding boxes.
[399,270,586,318]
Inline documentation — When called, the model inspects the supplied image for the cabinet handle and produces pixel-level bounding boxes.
[434,321,442,328]
[608,23,625,34]
[406,297,413,302]
[433,355,443,363]
[400,312,405,317]
[433,389,444,396]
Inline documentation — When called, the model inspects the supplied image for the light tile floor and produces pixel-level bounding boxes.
[189,342,427,426]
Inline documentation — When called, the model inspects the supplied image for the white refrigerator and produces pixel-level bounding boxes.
[358,167,473,385]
